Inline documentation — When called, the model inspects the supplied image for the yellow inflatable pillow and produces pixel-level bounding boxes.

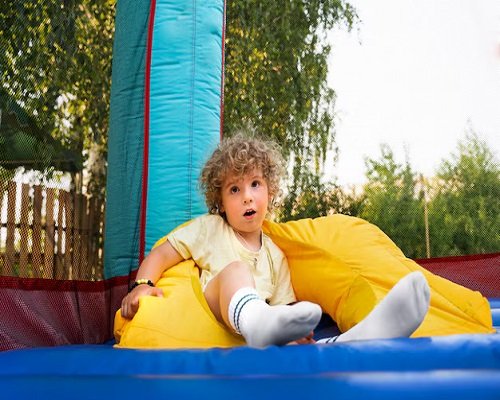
[114,258,244,349]
[114,214,493,349]
[115,221,244,349]
[263,215,493,336]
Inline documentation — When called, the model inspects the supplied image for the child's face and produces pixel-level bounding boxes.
[220,169,270,238]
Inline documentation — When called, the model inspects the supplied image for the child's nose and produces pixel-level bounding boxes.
[243,189,253,203]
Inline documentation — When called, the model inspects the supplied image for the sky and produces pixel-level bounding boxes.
[327,0,500,186]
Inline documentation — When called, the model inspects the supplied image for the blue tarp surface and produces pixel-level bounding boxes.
[1,333,499,399]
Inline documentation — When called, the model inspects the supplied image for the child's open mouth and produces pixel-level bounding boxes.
[244,209,256,217]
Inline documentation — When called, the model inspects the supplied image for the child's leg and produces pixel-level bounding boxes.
[204,261,322,348]
[317,271,430,343]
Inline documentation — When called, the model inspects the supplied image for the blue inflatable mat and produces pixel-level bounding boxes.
[1,334,499,399]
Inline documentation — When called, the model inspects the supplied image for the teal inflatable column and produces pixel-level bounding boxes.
[104,0,225,278]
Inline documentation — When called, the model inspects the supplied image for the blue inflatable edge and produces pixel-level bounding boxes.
[103,0,151,278]
[0,334,499,400]
[146,0,222,254]
[1,299,499,399]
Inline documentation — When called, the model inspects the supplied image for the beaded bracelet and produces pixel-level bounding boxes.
[128,279,155,293]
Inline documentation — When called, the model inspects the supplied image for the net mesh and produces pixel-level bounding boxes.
[1,1,112,280]
[0,0,113,350]
[0,275,128,350]
[0,1,498,351]
[0,180,105,280]
[417,253,500,299]
[1,253,498,351]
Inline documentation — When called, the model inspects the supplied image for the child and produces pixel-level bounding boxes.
[121,134,430,348]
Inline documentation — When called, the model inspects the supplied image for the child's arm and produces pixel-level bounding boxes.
[120,240,184,319]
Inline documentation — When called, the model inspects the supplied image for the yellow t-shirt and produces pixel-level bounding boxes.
[167,214,296,305]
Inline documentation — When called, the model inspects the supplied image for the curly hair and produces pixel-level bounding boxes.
[200,133,285,215]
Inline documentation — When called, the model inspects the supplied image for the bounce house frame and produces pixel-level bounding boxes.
[0,0,499,398]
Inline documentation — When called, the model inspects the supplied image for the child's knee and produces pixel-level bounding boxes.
[223,260,252,275]
[217,261,255,288]
[224,260,250,272]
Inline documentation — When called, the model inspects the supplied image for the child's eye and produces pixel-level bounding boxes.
[230,186,239,194]
[251,180,260,188]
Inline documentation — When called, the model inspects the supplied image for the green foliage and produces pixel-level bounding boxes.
[278,167,362,221]
[359,145,426,259]
[224,0,357,216]
[2,0,356,205]
[0,167,15,184]
[0,0,115,197]
[280,169,336,220]
[355,135,499,258]
[428,133,500,255]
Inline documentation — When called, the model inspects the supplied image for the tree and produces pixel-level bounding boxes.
[0,0,115,198]
[224,1,357,217]
[2,1,357,204]
[278,167,364,221]
[359,145,426,259]
[428,133,500,256]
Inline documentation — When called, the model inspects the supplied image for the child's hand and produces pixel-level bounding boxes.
[288,331,316,345]
[120,284,164,319]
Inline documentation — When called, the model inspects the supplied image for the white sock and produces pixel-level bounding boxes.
[318,271,430,344]
[228,287,322,348]
[334,271,430,342]
[316,336,339,344]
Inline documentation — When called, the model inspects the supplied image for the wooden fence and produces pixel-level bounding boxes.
[0,181,105,280]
